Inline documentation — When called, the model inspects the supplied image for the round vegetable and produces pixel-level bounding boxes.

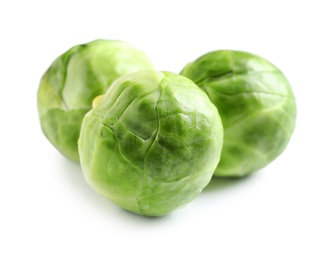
[78,70,223,216]
[181,50,296,177]
[37,40,154,161]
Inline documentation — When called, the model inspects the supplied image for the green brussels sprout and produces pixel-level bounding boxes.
[78,70,223,216]
[181,50,296,177]
[37,40,155,161]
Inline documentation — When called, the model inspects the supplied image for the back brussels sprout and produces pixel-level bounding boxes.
[37,40,155,161]
[180,50,297,177]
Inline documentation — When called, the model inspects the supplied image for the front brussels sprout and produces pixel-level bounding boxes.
[37,40,154,161]
[78,70,223,216]
[181,50,296,177]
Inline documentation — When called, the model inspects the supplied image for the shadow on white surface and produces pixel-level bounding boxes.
[203,172,259,193]
[56,153,265,223]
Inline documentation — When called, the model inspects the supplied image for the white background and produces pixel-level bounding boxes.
[1,0,327,259]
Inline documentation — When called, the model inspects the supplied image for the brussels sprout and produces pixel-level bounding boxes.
[78,70,223,216]
[37,40,155,161]
[181,50,296,177]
